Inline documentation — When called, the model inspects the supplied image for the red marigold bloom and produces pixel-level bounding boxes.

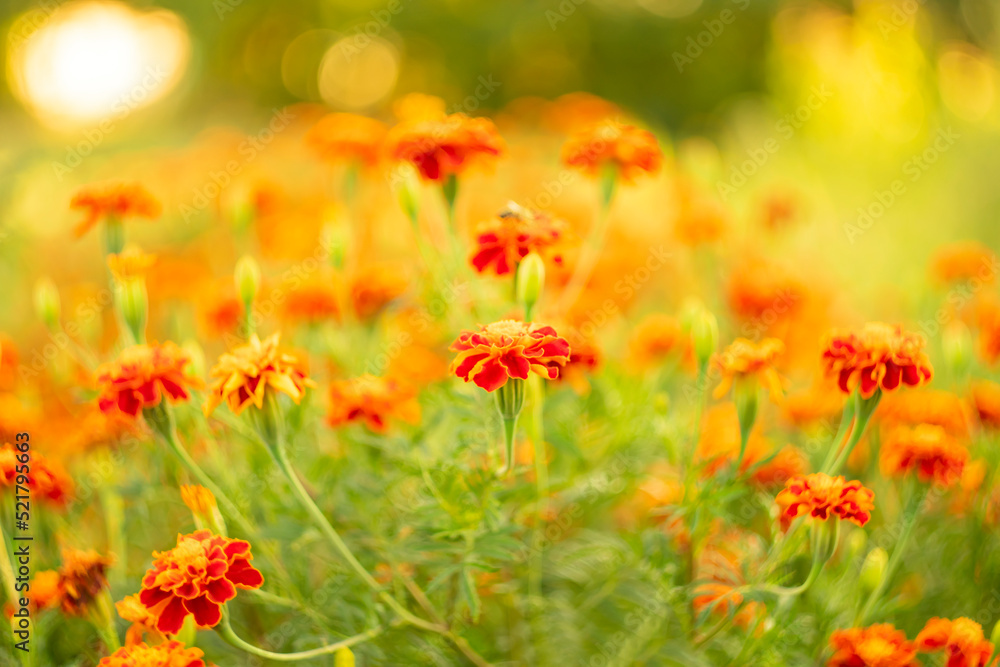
[450,320,571,392]
[282,280,341,324]
[971,380,1000,429]
[305,112,387,166]
[0,444,73,507]
[204,333,315,416]
[775,473,875,527]
[562,122,662,182]
[712,337,785,400]
[880,424,969,487]
[140,530,264,634]
[828,624,920,667]
[387,113,504,182]
[877,389,972,438]
[930,241,997,286]
[822,323,933,398]
[327,374,421,432]
[469,202,566,276]
[915,617,996,667]
[98,640,209,667]
[726,256,803,324]
[71,182,161,237]
[95,342,196,418]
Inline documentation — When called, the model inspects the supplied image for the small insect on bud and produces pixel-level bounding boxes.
[859,547,888,596]
[234,255,261,308]
[34,277,61,331]
[516,252,545,318]
[690,308,719,373]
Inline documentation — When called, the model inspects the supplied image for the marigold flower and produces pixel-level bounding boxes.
[350,264,408,320]
[180,485,217,516]
[828,624,919,667]
[25,570,62,613]
[387,113,504,182]
[96,342,196,418]
[776,473,875,527]
[116,593,164,646]
[915,617,996,667]
[305,113,387,166]
[98,641,209,667]
[726,256,803,324]
[469,202,566,276]
[282,280,341,324]
[693,528,765,629]
[877,389,972,437]
[971,380,1000,429]
[0,443,73,507]
[696,404,806,486]
[627,313,686,367]
[673,179,728,246]
[140,530,264,634]
[542,92,621,133]
[712,338,785,400]
[880,424,969,486]
[204,333,315,416]
[559,334,602,395]
[822,323,933,398]
[450,320,571,392]
[71,182,161,237]
[327,374,421,432]
[107,246,157,283]
[562,122,662,182]
[55,548,114,616]
[930,241,997,286]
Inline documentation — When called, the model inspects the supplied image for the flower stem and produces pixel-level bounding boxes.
[824,390,881,475]
[216,611,383,662]
[553,185,615,315]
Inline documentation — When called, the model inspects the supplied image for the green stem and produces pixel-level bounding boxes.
[499,416,518,476]
[855,484,928,625]
[824,391,882,475]
[553,187,614,315]
[216,612,382,662]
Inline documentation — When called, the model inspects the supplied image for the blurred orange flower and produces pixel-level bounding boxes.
[204,333,315,416]
[628,313,686,367]
[98,641,209,667]
[351,264,408,320]
[693,528,765,630]
[696,404,806,486]
[107,246,156,283]
[726,256,803,325]
[116,593,164,646]
[469,202,566,276]
[48,548,114,616]
[327,374,421,432]
[930,241,997,286]
[305,112,387,166]
[282,280,341,324]
[712,337,785,400]
[0,443,73,507]
[559,334,602,395]
[914,617,995,667]
[450,320,571,392]
[139,530,264,634]
[775,473,875,527]
[673,179,728,246]
[95,342,196,418]
[828,624,919,667]
[180,485,217,516]
[562,123,662,182]
[71,182,160,237]
[877,389,972,438]
[880,424,969,487]
[822,323,933,398]
[971,380,1000,428]
[387,113,504,182]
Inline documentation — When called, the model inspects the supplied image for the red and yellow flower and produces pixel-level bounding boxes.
[712,337,785,400]
[305,112,387,166]
[775,473,875,527]
[469,202,566,276]
[98,640,209,667]
[95,342,196,418]
[822,323,933,398]
[71,182,161,237]
[880,424,969,487]
[204,333,315,416]
[915,617,996,667]
[327,374,421,432]
[450,320,571,392]
[828,624,919,667]
[387,113,504,182]
[116,593,165,646]
[971,380,1000,429]
[139,530,264,634]
[27,549,114,616]
[0,444,73,507]
[561,122,662,182]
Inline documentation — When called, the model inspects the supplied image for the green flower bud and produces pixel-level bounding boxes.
[321,222,349,271]
[942,320,972,377]
[234,255,261,308]
[990,619,1000,649]
[34,277,61,331]
[495,378,525,476]
[859,547,888,596]
[690,308,718,372]
[734,375,758,444]
[516,252,545,318]
[118,279,148,344]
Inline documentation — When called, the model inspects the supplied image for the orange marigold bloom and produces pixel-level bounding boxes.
[915,617,996,667]
[180,485,217,516]
[282,280,340,324]
[96,342,196,418]
[628,313,686,367]
[55,548,114,616]
[204,333,315,416]
[387,113,504,182]
[877,389,972,438]
[822,323,933,398]
[880,424,969,486]
[776,473,875,527]
[562,122,662,182]
[117,593,164,646]
[559,334,602,395]
[971,380,1000,429]
[693,528,765,630]
[712,338,785,400]
[726,256,803,324]
[350,264,408,320]
[469,202,566,276]
[696,404,806,486]
[0,443,73,507]
[450,320,571,392]
[140,530,264,634]
[930,241,997,286]
[828,624,919,667]
[107,246,156,283]
[305,112,387,166]
[98,641,209,667]
[71,182,161,237]
[673,179,728,246]
[25,570,62,613]
[327,374,421,432]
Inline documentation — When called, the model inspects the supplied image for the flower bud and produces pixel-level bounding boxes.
[859,547,888,596]
[181,485,227,536]
[234,255,261,307]
[942,320,972,376]
[321,221,349,270]
[34,277,61,331]
[734,375,758,444]
[516,252,545,317]
[495,378,526,476]
[990,618,1000,649]
[118,279,148,344]
[690,308,718,372]
[335,647,355,667]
